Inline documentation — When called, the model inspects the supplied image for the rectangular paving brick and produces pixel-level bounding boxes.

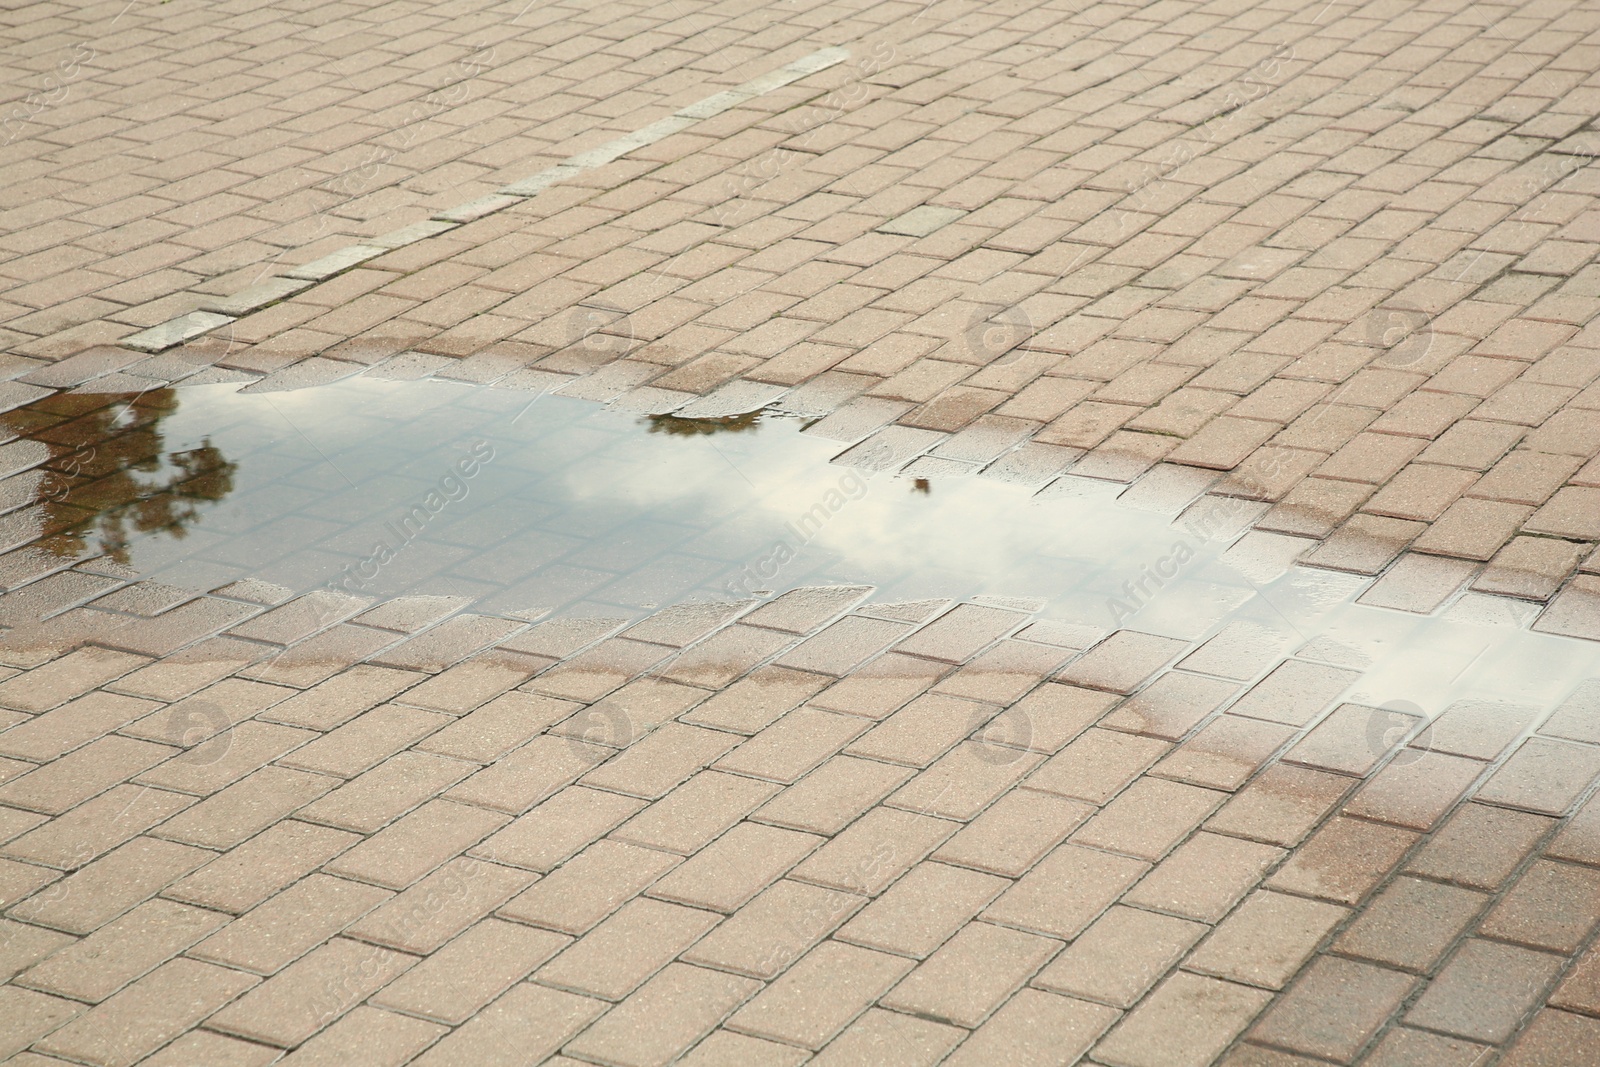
[564,963,759,1067]
[1093,971,1272,1067]
[1266,816,1419,906]
[325,800,508,890]
[649,822,822,913]
[410,983,605,1067]
[9,835,211,935]
[728,940,914,1050]
[346,856,535,954]
[944,988,1118,1067]
[1334,875,1488,973]
[1071,778,1228,861]
[983,842,1149,941]
[374,919,568,1023]
[205,937,415,1048]
[751,755,913,835]
[1035,904,1204,1008]
[1185,889,1347,990]
[15,898,226,1003]
[1249,956,1416,1062]
[882,920,1060,1028]
[1122,832,1284,923]
[1406,801,1555,890]
[791,808,957,896]
[469,787,643,874]
[190,873,391,976]
[37,958,258,1067]
[612,770,780,855]
[535,897,719,1001]
[163,821,358,915]
[1056,631,1187,693]
[497,839,679,935]
[683,878,865,980]
[1405,939,1565,1044]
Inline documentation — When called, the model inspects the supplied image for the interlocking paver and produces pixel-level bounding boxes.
[5,1,1600,1061]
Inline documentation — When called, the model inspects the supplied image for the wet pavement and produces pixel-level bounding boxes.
[5,0,1600,1063]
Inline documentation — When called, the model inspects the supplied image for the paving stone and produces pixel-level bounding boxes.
[1206,764,1355,847]
[1499,1010,1600,1067]
[9,835,211,935]
[346,856,534,954]
[275,1006,445,1067]
[683,878,864,979]
[37,958,258,1066]
[1405,939,1565,1044]
[373,919,567,1023]
[497,841,677,936]
[727,941,914,1050]
[1248,956,1415,1063]
[613,770,781,855]
[190,873,391,975]
[1360,1027,1492,1067]
[1407,801,1555,889]
[205,937,415,1048]
[650,822,823,912]
[1478,859,1600,953]
[1056,631,1187,693]
[982,842,1149,940]
[751,755,913,835]
[1094,971,1273,1067]
[795,806,958,896]
[1265,816,1419,905]
[164,821,358,914]
[17,898,228,1002]
[535,897,718,1001]
[564,963,759,1066]
[1333,876,1489,972]
[1034,904,1205,1007]
[1185,889,1347,990]
[1227,661,1361,727]
[1122,831,1285,922]
[809,1006,963,1066]
[1154,715,1296,791]
[1071,778,1228,861]
[319,797,508,891]
[469,787,643,874]
[1476,736,1600,814]
[945,988,1119,1067]
[410,983,605,1067]
[882,920,1059,1027]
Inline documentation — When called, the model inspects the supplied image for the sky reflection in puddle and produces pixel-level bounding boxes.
[6,376,1596,714]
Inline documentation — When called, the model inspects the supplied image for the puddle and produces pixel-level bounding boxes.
[3,376,1597,715]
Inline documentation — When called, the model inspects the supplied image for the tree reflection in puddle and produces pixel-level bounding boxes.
[4,389,238,565]
[644,410,763,436]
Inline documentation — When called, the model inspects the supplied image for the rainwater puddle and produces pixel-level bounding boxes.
[4,376,1596,717]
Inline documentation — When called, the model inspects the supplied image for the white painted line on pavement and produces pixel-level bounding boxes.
[118,45,851,354]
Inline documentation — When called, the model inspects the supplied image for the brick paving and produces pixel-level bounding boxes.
[5,0,1600,1062]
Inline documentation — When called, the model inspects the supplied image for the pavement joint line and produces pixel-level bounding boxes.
[112,45,852,357]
